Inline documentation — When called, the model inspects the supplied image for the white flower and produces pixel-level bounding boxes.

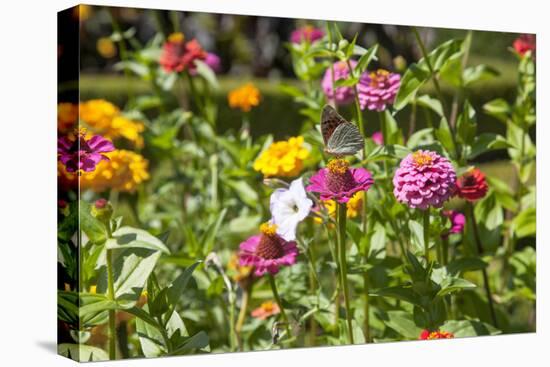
[270,178,313,241]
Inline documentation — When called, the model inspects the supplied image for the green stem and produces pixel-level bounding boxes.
[326,22,338,112]
[235,286,250,351]
[346,60,365,138]
[337,203,354,344]
[268,275,291,341]
[442,236,450,266]
[106,252,116,359]
[467,203,498,327]
[423,209,430,263]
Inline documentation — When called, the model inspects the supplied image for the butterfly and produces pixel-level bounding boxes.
[320,105,364,156]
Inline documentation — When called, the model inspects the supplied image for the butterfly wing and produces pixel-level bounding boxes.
[326,122,364,156]
[321,105,347,146]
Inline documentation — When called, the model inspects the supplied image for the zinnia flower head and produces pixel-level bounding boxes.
[456,168,488,202]
[321,60,357,105]
[251,301,281,320]
[513,34,536,58]
[238,222,299,277]
[314,191,364,224]
[159,33,207,73]
[357,69,401,111]
[228,82,261,112]
[96,37,117,58]
[78,150,150,192]
[419,329,454,340]
[58,103,78,132]
[270,178,313,241]
[290,25,324,44]
[307,158,374,204]
[79,99,145,148]
[57,128,115,173]
[393,150,456,210]
[442,210,465,237]
[253,136,309,177]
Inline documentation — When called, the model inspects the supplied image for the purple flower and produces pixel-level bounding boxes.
[357,69,401,111]
[58,129,115,173]
[307,158,374,204]
[321,60,357,106]
[372,131,384,145]
[239,223,299,277]
[190,52,222,75]
[290,25,324,44]
[442,210,465,237]
[393,150,456,210]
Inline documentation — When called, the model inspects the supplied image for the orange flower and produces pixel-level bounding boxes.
[419,329,454,340]
[58,103,78,132]
[251,301,280,320]
[228,83,261,112]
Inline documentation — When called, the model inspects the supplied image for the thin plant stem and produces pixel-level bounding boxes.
[467,202,498,327]
[442,236,450,266]
[105,224,116,360]
[235,286,251,351]
[423,209,430,263]
[337,202,354,344]
[268,274,292,341]
[326,22,338,112]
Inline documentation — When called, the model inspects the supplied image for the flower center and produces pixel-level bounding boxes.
[369,69,390,87]
[168,32,185,43]
[256,223,284,259]
[326,159,355,192]
[412,151,433,167]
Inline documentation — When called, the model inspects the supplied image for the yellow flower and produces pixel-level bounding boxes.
[80,99,144,148]
[80,150,150,192]
[96,37,117,58]
[57,102,78,132]
[314,191,364,224]
[253,136,309,177]
[167,32,185,43]
[228,83,261,112]
[73,4,92,21]
[227,253,253,284]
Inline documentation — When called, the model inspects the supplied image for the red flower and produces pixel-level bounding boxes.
[419,329,454,340]
[513,34,536,58]
[456,168,488,202]
[159,33,207,73]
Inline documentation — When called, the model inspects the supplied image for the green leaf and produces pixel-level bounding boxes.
[79,201,107,244]
[334,76,360,87]
[468,133,511,159]
[483,98,510,123]
[368,223,386,261]
[225,180,259,208]
[355,44,379,75]
[106,226,170,254]
[199,209,228,254]
[408,220,425,254]
[193,59,219,89]
[436,277,476,297]
[456,101,477,145]
[394,39,463,110]
[170,331,209,355]
[136,306,190,357]
[441,319,501,337]
[382,310,423,339]
[367,144,411,161]
[58,343,109,362]
[512,207,536,238]
[463,64,499,86]
[416,95,443,116]
[406,128,434,149]
[167,262,201,305]
[435,118,456,157]
[370,286,421,306]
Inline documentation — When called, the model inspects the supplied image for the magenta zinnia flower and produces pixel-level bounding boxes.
[290,25,324,44]
[239,223,299,277]
[442,210,465,237]
[357,69,401,111]
[372,131,384,145]
[57,129,115,172]
[393,150,456,210]
[321,60,357,106]
[307,159,374,203]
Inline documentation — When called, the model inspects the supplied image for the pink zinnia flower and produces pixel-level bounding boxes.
[57,129,115,173]
[159,33,207,73]
[290,25,324,44]
[321,60,357,105]
[239,223,299,277]
[442,210,465,237]
[372,131,384,145]
[357,69,401,111]
[307,158,374,204]
[190,52,222,75]
[393,150,456,210]
[513,34,536,58]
